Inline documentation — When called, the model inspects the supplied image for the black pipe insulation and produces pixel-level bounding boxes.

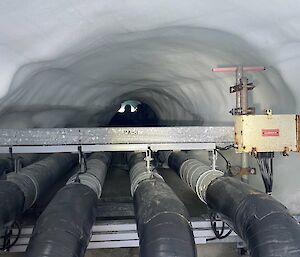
[26,184,97,257]
[0,154,41,178]
[127,152,197,257]
[167,151,190,171]
[0,181,24,228]
[169,151,300,257]
[0,159,12,178]
[0,153,78,228]
[26,152,111,257]
[207,177,300,257]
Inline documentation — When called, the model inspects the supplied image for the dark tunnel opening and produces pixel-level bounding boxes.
[109,100,159,127]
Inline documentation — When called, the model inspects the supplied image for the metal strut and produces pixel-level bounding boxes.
[144,148,153,173]
[212,65,265,115]
[212,65,266,180]
[78,146,87,174]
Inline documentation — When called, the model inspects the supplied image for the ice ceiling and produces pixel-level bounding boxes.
[0,1,299,212]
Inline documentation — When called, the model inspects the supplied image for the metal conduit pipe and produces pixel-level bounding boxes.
[127,152,197,257]
[169,151,300,257]
[26,152,111,257]
[0,153,78,228]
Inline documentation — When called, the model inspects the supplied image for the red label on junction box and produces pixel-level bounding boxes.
[262,129,280,137]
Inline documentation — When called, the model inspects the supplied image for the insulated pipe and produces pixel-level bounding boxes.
[127,152,197,257]
[26,152,111,257]
[168,152,223,203]
[169,152,300,257]
[0,154,41,178]
[0,159,12,178]
[0,153,77,228]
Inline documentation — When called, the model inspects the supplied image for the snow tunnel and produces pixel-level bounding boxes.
[0,1,299,257]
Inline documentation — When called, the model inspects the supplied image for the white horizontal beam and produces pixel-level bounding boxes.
[0,126,233,153]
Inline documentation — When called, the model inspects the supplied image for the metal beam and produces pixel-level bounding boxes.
[0,126,233,154]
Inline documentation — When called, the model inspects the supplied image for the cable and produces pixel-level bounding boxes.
[216,144,234,151]
[256,152,274,194]
[215,145,234,176]
[1,221,21,251]
[207,212,232,241]
[215,149,232,176]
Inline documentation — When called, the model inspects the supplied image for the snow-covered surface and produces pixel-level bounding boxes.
[0,1,299,212]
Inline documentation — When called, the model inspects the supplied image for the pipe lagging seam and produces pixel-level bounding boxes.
[206,177,300,257]
[26,152,111,257]
[127,152,197,257]
[127,152,164,195]
[26,184,97,257]
[7,153,78,210]
[169,151,300,257]
[168,153,223,203]
[129,160,163,195]
[0,153,78,228]
[67,152,111,198]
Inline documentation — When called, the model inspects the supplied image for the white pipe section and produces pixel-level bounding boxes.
[178,159,223,203]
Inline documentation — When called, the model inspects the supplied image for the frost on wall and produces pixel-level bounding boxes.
[0,1,299,212]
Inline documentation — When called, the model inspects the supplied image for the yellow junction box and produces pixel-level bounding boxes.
[234,114,300,153]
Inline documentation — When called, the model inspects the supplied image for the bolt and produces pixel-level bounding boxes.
[249,168,256,175]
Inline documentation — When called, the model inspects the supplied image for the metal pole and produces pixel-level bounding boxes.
[241,152,249,183]
[240,77,249,114]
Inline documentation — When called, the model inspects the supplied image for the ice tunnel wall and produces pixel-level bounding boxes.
[0,27,297,128]
[0,1,299,213]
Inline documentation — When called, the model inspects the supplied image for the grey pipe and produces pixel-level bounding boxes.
[169,151,300,257]
[26,152,111,257]
[127,152,197,257]
[67,153,110,198]
[241,152,249,183]
[7,153,78,211]
[0,153,78,228]
[168,152,223,203]
[240,77,249,114]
